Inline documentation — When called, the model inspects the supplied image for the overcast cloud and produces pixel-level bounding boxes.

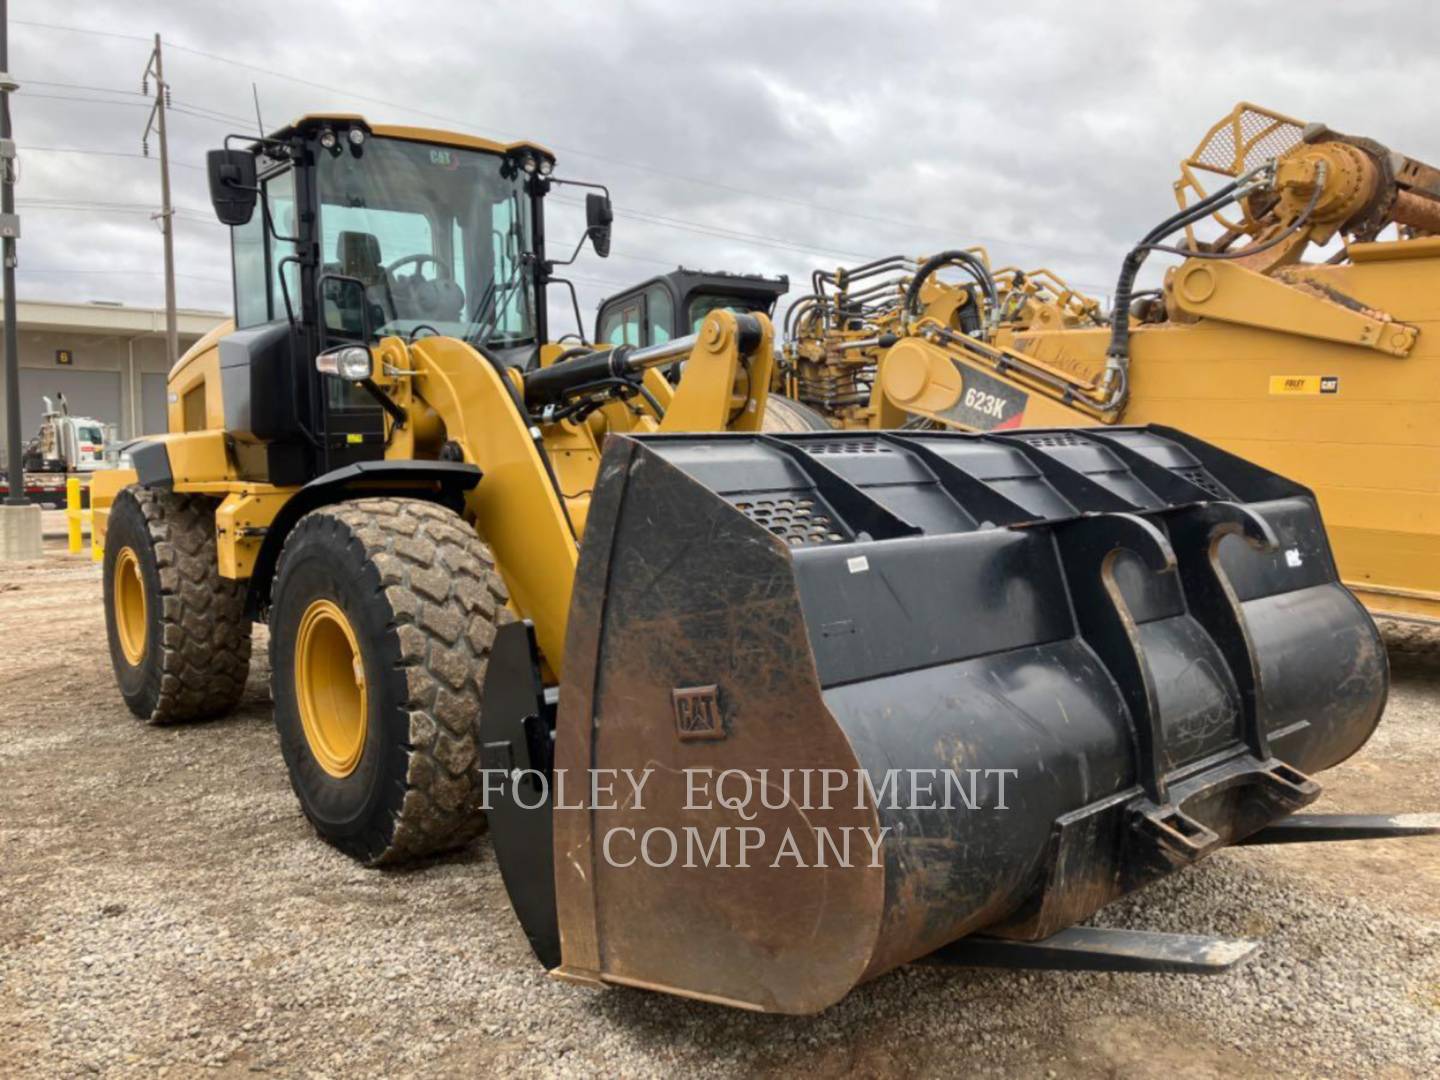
[9,0,1437,335]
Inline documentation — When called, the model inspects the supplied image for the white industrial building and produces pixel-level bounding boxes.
[0,300,226,465]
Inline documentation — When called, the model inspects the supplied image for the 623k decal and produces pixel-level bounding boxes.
[939,362,1030,431]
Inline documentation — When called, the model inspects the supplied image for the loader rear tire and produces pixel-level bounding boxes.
[103,486,252,723]
[268,497,511,866]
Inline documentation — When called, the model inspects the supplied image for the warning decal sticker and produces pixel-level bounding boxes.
[1269,375,1340,395]
[940,362,1030,431]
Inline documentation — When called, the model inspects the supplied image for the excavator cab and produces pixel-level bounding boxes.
[596,267,788,347]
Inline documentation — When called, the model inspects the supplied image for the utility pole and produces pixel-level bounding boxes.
[0,0,37,558]
[142,33,178,367]
[1,0,24,507]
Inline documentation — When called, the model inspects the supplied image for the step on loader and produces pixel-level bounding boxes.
[89,114,1432,1015]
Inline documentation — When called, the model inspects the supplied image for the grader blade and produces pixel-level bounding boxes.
[483,425,1387,1014]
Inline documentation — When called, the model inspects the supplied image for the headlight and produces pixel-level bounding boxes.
[347,127,365,146]
[318,128,338,150]
[316,345,373,380]
[519,151,538,175]
[537,156,554,177]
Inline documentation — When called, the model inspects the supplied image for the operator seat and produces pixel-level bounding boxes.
[338,230,385,288]
[329,230,394,334]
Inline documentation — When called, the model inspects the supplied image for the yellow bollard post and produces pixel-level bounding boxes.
[66,477,82,554]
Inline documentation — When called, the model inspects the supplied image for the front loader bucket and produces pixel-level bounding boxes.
[482,426,1386,1014]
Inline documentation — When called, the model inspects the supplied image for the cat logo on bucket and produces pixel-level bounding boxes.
[672,685,724,741]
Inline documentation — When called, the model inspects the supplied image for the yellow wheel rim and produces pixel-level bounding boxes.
[114,547,148,666]
[294,598,368,778]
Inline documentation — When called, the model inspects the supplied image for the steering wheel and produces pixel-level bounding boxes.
[385,254,464,320]
[386,252,450,280]
[408,324,442,342]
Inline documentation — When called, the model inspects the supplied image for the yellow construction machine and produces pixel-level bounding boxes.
[769,103,1440,624]
[89,113,1432,1014]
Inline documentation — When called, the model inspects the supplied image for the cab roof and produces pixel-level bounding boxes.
[265,113,553,159]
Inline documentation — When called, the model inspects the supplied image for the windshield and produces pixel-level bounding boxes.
[77,425,104,445]
[688,292,770,332]
[317,136,535,346]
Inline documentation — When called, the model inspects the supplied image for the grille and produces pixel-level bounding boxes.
[1016,432,1088,449]
[733,496,846,547]
[805,438,894,455]
[1178,468,1232,499]
[1193,108,1304,176]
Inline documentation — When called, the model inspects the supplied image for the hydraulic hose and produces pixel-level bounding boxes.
[904,250,999,322]
[1101,163,1321,412]
[1105,177,1246,376]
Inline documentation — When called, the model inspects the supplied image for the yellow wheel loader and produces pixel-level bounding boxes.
[765,103,1440,626]
[90,114,1433,1014]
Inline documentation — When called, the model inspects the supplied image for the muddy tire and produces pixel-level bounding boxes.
[103,486,252,723]
[268,497,511,866]
[762,394,835,432]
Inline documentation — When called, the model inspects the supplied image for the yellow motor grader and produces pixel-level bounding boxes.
[768,103,1440,625]
[90,113,1431,1014]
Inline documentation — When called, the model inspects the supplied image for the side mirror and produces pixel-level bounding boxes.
[586,192,613,258]
[206,148,258,227]
[319,272,374,342]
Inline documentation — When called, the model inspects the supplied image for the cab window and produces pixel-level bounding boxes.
[600,296,642,345]
[598,284,673,347]
[688,292,762,332]
[645,285,673,344]
[233,166,299,329]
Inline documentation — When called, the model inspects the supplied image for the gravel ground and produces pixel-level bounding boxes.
[2,535,1438,1078]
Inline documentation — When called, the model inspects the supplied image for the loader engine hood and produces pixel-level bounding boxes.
[484,425,1387,1014]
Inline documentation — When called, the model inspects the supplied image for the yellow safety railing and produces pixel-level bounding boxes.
[66,477,100,562]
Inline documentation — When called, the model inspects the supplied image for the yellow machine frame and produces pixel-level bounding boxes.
[776,104,1440,623]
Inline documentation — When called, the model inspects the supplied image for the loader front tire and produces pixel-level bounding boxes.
[268,498,511,866]
[103,486,252,723]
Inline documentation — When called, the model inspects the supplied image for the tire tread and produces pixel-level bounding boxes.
[272,498,510,865]
[128,487,251,723]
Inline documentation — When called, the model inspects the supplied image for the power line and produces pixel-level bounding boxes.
[20,91,152,109]
[170,99,254,127]
[21,79,146,97]
[13,18,1124,302]
[563,271,640,290]
[19,92,233,135]
[553,193,878,264]
[20,145,206,170]
[18,201,226,226]
[13,16,1105,266]
[12,18,148,43]
[22,195,211,214]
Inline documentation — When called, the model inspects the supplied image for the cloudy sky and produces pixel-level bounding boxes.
[10,0,1436,336]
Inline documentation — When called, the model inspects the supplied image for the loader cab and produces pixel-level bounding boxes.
[206,116,561,483]
[596,268,788,348]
